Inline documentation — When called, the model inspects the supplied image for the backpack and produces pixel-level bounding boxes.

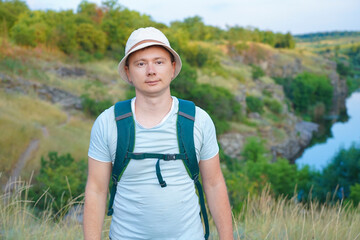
[107,98,209,240]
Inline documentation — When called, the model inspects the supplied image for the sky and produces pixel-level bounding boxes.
[24,0,360,35]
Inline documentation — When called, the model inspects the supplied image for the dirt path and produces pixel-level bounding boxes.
[3,126,48,191]
[3,139,40,191]
[4,111,72,191]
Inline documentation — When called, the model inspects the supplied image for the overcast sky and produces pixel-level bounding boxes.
[25,0,360,35]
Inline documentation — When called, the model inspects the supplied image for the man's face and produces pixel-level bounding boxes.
[125,46,176,97]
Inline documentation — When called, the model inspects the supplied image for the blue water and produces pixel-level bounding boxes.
[296,90,360,170]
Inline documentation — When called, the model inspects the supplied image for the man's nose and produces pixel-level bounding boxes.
[146,63,156,76]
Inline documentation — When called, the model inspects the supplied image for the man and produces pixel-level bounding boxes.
[83,27,233,240]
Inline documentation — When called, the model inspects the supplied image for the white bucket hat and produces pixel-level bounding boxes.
[118,27,182,84]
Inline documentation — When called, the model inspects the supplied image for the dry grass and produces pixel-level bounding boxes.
[2,180,359,240]
[210,187,360,240]
[0,91,93,184]
[0,92,66,177]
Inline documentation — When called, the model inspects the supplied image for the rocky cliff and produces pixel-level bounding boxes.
[218,43,347,161]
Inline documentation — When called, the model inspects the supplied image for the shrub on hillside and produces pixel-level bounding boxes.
[290,72,333,114]
[30,152,87,212]
[251,64,265,79]
[264,97,283,114]
[246,95,264,113]
[81,94,113,117]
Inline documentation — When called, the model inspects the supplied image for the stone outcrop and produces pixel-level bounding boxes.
[218,133,245,159]
[0,73,82,110]
[271,121,318,162]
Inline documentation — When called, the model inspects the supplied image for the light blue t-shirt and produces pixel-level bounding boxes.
[88,97,219,240]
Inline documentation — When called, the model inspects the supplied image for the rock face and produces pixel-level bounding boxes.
[55,67,86,77]
[218,133,244,159]
[271,121,319,162]
[221,44,348,163]
[0,73,82,110]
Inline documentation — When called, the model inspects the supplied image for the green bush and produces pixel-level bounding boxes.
[320,144,360,200]
[251,64,265,79]
[349,184,360,205]
[290,72,333,114]
[81,94,113,117]
[246,95,264,113]
[10,23,36,47]
[264,97,283,114]
[30,152,87,212]
[242,136,269,163]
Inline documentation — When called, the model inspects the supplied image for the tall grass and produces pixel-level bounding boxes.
[2,180,359,240]
[1,176,88,240]
[210,187,360,240]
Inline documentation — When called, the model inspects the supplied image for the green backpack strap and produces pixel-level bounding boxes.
[107,99,135,216]
[177,99,210,240]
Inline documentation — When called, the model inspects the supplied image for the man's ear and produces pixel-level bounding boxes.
[125,66,132,83]
[171,61,176,79]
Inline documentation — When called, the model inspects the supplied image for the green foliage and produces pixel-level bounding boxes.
[349,184,360,205]
[274,32,296,49]
[290,72,333,115]
[0,0,29,32]
[10,20,36,46]
[251,64,265,79]
[242,137,268,163]
[265,158,297,196]
[320,144,360,200]
[225,26,295,49]
[170,16,223,41]
[295,31,360,42]
[30,152,87,212]
[81,94,113,117]
[53,11,77,54]
[246,95,264,113]
[182,44,211,67]
[75,23,106,54]
[264,97,283,114]
[336,61,351,77]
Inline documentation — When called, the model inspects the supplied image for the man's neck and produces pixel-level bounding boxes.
[134,93,173,128]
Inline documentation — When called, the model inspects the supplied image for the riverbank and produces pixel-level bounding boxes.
[296,90,360,170]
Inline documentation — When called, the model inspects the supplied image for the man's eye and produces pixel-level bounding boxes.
[137,62,145,67]
[156,60,164,64]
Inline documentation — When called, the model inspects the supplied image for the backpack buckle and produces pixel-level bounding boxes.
[165,154,176,161]
[193,174,199,183]
[112,175,118,186]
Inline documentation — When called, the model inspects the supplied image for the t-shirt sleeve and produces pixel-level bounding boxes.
[88,108,113,163]
[196,107,219,161]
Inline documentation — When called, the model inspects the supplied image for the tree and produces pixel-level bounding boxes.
[290,72,333,114]
[320,144,360,200]
[75,23,106,54]
[0,0,29,32]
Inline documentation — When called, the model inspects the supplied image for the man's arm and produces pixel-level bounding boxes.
[199,153,233,240]
[83,157,112,240]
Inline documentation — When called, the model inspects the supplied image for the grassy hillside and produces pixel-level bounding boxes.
[0,35,337,183]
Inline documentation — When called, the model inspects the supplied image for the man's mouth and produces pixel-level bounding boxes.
[145,80,160,85]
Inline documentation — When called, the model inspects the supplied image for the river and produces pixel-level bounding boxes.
[296,90,360,170]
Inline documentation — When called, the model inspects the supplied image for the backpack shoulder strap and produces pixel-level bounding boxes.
[107,99,135,216]
[177,98,209,240]
[177,99,197,176]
